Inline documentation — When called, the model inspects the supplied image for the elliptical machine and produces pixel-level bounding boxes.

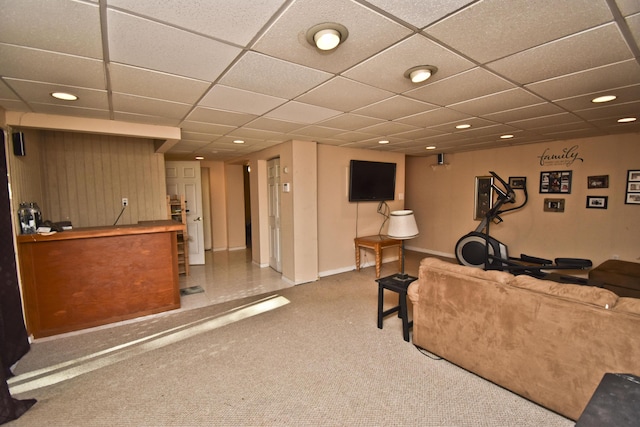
[455,171,592,278]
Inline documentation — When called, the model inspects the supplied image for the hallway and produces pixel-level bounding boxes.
[178,249,293,311]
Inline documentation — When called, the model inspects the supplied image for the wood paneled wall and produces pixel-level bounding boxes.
[9,130,167,228]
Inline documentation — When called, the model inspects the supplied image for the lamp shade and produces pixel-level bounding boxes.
[387,210,419,240]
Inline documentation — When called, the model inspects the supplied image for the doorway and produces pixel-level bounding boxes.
[165,161,205,265]
[268,158,281,272]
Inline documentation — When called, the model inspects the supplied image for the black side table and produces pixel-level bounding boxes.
[376,274,417,342]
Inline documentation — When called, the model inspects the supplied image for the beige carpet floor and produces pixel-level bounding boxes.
[7,262,574,426]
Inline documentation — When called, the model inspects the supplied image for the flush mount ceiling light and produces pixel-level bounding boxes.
[233,139,245,144]
[195,156,204,160]
[500,134,514,139]
[426,146,436,150]
[306,23,349,51]
[618,117,636,123]
[404,65,438,83]
[378,140,389,144]
[592,95,616,103]
[456,124,471,129]
[50,91,78,101]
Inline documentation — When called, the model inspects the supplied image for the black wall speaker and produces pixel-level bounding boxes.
[437,153,445,165]
[12,132,25,156]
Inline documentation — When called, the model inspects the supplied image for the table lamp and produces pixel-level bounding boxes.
[386,210,419,281]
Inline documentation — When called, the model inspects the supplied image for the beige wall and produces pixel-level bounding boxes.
[7,129,167,229]
[245,140,318,284]
[405,133,640,268]
[201,160,228,251]
[225,163,246,250]
[317,145,406,276]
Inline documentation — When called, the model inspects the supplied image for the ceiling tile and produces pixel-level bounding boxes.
[252,0,412,73]
[482,103,566,123]
[426,0,613,63]
[343,34,475,93]
[181,121,236,135]
[406,67,515,106]
[244,117,307,133]
[107,0,288,46]
[352,95,437,120]
[526,60,640,100]
[264,101,342,123]
[554,84,640,111]
[4,79,108,109]
[0,0,102,58]
[296,77,393,112]
[0,43,105,88]
[112,93,192,119]
[107,9,241,81]
[487,24,633,85]
[199,85,287,115]
[365,0,475,28]
[397,107,473,127]
[186,107,257,127]
[448,88,545,116]
[218,52,333,99]
[110,64,210,104]
[316,113,385,130]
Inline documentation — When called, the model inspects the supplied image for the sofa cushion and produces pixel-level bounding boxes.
[510,275,618,308]
[419,257,514,284]
[613,297,640,315]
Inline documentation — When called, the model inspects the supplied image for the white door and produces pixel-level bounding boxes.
[268,158,281,272]
[166,161,205,265]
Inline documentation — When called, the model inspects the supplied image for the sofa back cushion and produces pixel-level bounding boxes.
[510,275,618,308]
[419,257,514,284]
[613,297,640,315]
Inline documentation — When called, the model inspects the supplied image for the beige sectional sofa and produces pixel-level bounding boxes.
[407,257,640,421]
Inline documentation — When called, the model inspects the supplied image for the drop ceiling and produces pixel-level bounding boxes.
[1,0,639,161]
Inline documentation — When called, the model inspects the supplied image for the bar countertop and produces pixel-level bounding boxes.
[16,219,184,243]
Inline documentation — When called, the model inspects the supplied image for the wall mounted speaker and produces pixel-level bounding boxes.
[437,153,445,165]
[12,132,26,156]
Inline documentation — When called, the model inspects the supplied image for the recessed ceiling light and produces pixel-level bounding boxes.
[404,66,438,83]
[306,23,349,51]
[378,140,389,144]
[426,146,437,150]
[195,156,204,160]
[50,92,78,101]
[618,117,637,123]
[592,95,616,103]
[456,124,471,129]
[233,139,245,144]
[500,134,514,139]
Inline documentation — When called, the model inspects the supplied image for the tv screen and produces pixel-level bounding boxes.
[349,160,396,202]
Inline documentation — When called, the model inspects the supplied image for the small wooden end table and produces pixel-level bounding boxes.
[354,235,402,278]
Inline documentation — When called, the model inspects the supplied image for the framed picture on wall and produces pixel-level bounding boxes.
[586,196,608,209]
[626,169,640,205]
[509,176,527,190]
[474,175,494,220]
[540,171,572,194]
[587,175,609,189]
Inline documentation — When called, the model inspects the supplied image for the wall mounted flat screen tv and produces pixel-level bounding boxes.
[349,160,396,202]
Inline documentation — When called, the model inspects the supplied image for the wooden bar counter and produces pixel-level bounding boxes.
[16,220,184,338]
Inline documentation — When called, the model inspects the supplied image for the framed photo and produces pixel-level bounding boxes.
[587,175,609,189]
[626,169,640,205]
[509,176,527,190]
[540,171,572,194]
[543,198,565,212]
[586,196,608,209]
[474,176,494,220]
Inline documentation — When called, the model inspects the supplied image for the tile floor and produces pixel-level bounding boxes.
[178,248,432,312]
[178,249,292,311]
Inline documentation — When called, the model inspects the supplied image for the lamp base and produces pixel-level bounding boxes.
[390,272,416,283]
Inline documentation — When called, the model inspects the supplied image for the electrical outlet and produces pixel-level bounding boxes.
[122,198,128,207]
